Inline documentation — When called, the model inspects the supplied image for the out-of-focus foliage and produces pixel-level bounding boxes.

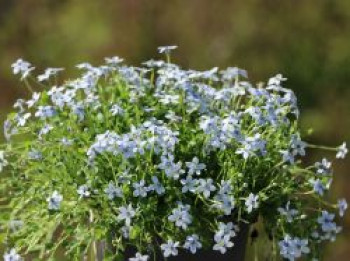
[0,0,349,260]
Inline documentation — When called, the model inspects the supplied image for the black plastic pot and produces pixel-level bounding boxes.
[123,223,250,261]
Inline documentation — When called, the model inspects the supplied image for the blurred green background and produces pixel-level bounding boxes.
[0,0,349,260]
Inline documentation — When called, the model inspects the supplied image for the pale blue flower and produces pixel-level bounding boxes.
[133,180,149,198]
[47,191,63,210]
[129,252,149,261]
[104,183,123,200]
[213,194,235,215]
[245,193,259,213]
[279,235,309,261]
[110,104,124,116]
[77,185,90,198]
[236,134,266,159]
[117,204,136,226]
[13,99,25,113]
[267,74,287,87]
[3,248,22,261]
[121,225,131,239]
[185,157,206,176]
[60,137,73,146]
[160,240,180,257]
[336,142,348,159]
[35,106,57,119]
[158,94,180,105]
[158,46,178,54]
[28,149,42,160]
[26,92,41,108]
[76,62,93,70]
[317,211,337,233]
[315,158,332,176]
[280,150,295,164]
[157,154,184,180]
[183,234,202,254]
[3,119,15,141]
[38,124,53,138]
[196,178,216,198]
[180,175,197,193]
[37,68,64,82]
[309,179,325,196]
[337,198,348,217]
[215,222,237,238]
[142,59,165,68]
[290,134,306,157]
[105,56,124,66]
[278,201,298,223]
[11,58,35,80]
[0,151,8,172]
[217,180,233,195]
[213,234,234,254]
[71,104,85,121]
[168,204,192,230]
[15,113,31,127]
[149,176,165,195]
[220,67,248,80]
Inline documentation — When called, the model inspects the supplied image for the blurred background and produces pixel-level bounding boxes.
[0,0,349,260]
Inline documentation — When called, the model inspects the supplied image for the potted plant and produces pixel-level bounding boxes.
[0,46,347,261]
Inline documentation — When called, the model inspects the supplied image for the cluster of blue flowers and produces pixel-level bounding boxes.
[1,46,348,261]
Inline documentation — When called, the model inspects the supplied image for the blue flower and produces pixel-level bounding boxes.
[148,176,165,195]
[278,201,298,223]
[26,92,41,108]
[3,248,22,261]
[28,149,42,160]
[110,104,124,116]
[278,235,309,261]
[337,198,348,217]
[117,204,136,226]
[104,183,123,200]
[267,74,287,87]
[47,191,63,210]
[180,175,197,193]
[220,67,248,80]
[215,222,237,238]
[280,150,295,164]
[168,203,192,230]
[133,180,149,198]
[213,194,235,215]
[290,134,307,157]
[35,106,57,119]
[185,157,206,176]
[183,234,202,254]
[77,185,90,198]
[160,239,180,257]
[213,234,234,254]
[315,158,332,176]
[157,154,184,180]
[37,68,64,82]
[245,193,259,213]
[129,252,149,261]
[236,134,266,159]
[157,46,178,54]
[336,142,348,159]
[11,58,35,80]
[317,211,336,233]
[105,56,124,66]
[196,178,216,198]
[0,151,9,172]
[309,179,325,196]
[15,113,31,127]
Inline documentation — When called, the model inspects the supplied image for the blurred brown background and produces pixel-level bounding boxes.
[0,0,349,260]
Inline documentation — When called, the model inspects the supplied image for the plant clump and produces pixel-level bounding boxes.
[0,46,348,261]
